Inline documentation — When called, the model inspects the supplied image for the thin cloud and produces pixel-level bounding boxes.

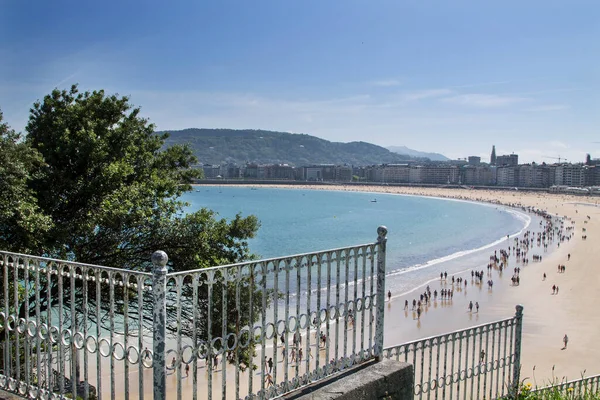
[370,79,403,87]
[441,94,529,108]
[549,140,569,149]
[526,104,570,112]
[450,80,512,89]
[402,89,453,101]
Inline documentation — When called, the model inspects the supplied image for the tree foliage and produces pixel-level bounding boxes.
[0,86,263,370]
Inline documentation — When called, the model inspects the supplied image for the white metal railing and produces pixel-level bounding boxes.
[0,226,388,400]
[532,373,600,398]
[383,305,524,400]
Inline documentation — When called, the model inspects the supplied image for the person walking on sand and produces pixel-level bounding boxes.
[468,301,473,313]
[543,273,546,281]
[388,290,392,302]
[475,302,479,313]
[416,307,421,320]
[563,334,569,349]
[404,300,409,310]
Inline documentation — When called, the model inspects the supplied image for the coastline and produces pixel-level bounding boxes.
[195,183,600,385]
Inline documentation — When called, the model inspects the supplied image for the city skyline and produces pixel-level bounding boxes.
[2,1,598,164]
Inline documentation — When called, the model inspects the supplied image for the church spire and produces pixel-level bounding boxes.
[491,145,497,166]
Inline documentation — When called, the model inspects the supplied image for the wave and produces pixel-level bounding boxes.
[385,206,531,279]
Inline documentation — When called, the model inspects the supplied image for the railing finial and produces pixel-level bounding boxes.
[152,250,168,271]
[377,226,388,241]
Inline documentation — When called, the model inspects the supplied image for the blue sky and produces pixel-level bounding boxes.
[1,0,598,163]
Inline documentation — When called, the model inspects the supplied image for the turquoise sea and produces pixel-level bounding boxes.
[182,187,531,297]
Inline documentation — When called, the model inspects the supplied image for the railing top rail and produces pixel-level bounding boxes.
[383,315,516,350]
[166,241,379,277]
[0,250,153,277]
[533,373,600,392]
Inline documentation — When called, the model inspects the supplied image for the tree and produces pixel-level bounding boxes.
[0,110,52,252]
[1,86,264,381]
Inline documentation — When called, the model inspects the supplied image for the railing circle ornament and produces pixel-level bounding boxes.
[112,342,126,361]
[27,320,37,338]
[73,331,85,349]
[86,335,98,353]
[98,338,111,357]
[17,318,27,334]
[60,328,72,346]
[6,315,16,332]
[225,332,238,351]
[238,327,251,348]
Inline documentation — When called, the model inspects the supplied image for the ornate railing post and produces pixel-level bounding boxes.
[375,226,387,361]
[152,251,168,400]
[512,305,524,396]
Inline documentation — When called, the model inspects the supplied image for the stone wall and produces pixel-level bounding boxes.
[282,359,413,400]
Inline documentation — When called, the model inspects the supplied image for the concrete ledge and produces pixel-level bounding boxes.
[282,359,414,400]
[0,389,25,400]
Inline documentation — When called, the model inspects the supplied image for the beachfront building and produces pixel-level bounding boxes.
[462,165,494,186]
[496,154,519,167]
[468,156,481,165]
[409,165,424,183]
[378,164,410,183]
[420,165,460,184]
[517,164,551,188]
[264,164,295,180]
[335,165,353,182]
[554,164,585,187]
[496,166,517,187]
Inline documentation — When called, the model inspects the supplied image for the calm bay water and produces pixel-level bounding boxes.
[182,187,529,296]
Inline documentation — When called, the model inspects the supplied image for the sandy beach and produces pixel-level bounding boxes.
[196,184,600,388]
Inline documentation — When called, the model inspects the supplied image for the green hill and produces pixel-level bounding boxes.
[161,128,419,166]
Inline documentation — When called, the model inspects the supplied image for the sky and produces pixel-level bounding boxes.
[1,0,599,163]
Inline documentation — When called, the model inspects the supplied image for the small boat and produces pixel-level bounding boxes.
[370,199,377,203]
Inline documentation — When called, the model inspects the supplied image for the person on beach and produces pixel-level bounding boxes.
[552,285,556,294]
[416,307,421,320]
[268,357,273,373]
[563,334,569,349]
[543,273,546,280]
[266,373,274,387]
[480,349,485,363]
[475,302,479,312]
[556,286,559,294]
[404,300,409,310]
[468,301,473,312]
[185,363,189,377]
[568,253,571,261]
[388,290,391,302]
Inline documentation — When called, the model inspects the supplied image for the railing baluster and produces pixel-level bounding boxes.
[12,258,19,385]
[137,275,144,400]
[176,276,183,400]
[315,255,322,378]
[501,320,508,397]
[283,260,290,392]
[442,334,448,399]
[192,274,199,400]
[206,271,214,400]
[109,272,116,400]
[343,249,349,365]
[234,268,241,400]
[305,257,312,380]
[272,262,278,390]
[35,260,42,398]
